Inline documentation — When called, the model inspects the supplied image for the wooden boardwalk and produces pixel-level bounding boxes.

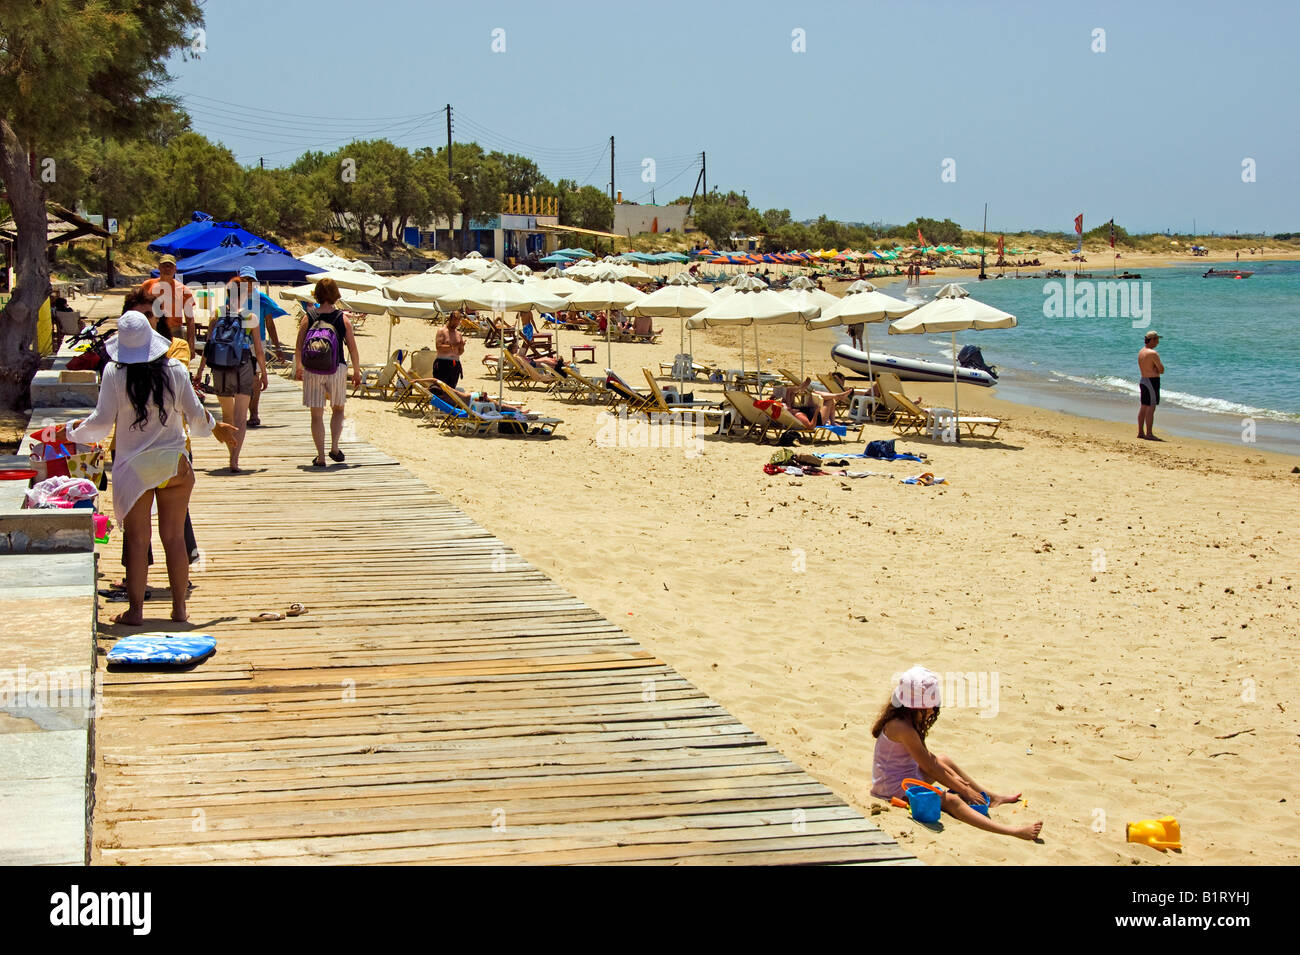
[91,379,914,865]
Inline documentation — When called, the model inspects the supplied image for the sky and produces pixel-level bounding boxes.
[166,0,1300,235]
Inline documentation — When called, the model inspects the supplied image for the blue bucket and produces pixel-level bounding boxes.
[905,783,942,824]
[969,793,990,816]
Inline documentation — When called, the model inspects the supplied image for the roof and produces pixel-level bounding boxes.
[0,202,111,246]
[535,223,625,240]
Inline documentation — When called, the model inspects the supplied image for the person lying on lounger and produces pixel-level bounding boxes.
[870,666,1043,841]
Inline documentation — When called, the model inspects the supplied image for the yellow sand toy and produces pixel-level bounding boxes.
[1126,816,1182,851]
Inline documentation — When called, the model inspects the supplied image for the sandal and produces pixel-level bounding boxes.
[286,602,308,617]
[328,449,345,462]
[311,457,326,468]
[250,611,284,622]
[247,417,261,428]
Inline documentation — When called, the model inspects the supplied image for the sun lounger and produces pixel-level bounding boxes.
[557,365,612,404]
[890,392,1001,438]
[427,378,563,437]
[640,369,727,425]
[604,368,655,413]
[353,360,403,399]
[504,350,560,391]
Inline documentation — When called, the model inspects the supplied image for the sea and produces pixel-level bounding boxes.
[856,260,1300,454]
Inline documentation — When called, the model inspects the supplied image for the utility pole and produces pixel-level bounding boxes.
[609,135,615,205]
[259,157,264,170]
[702,151,707,195]
[446,104,455,252]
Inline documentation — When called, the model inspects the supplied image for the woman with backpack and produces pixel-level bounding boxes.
[56,312,238,624]
[295,277,361,468]
[193,272,268,473]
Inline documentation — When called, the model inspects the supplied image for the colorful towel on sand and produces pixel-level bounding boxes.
[107,633,216,666]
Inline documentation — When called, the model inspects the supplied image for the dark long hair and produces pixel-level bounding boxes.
[122,357,173,432]
[870,701,940,741]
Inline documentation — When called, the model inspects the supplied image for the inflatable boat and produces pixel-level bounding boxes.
[831,344,996,387]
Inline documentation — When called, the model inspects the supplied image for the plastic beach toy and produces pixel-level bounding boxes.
[1126,816,1181,851]
[93,513,112,543]
[901,777,943,823]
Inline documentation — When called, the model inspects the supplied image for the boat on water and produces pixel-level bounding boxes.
[831,344,996,387]
[1116,271,1142,279]
[1203,268,1253,278]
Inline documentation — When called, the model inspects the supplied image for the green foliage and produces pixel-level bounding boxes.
[899,217,963,245]
[0,0,204,150]
[1083,221,1131,246]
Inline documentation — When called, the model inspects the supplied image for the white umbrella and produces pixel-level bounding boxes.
[387,271,478,302]
[339,287,441,358]
[436,278,567,403]
[777,282,838,378]
[426,258,462,274]
[282,283,317,304]
[563,278,647,369]
[808,279,916,383]
[888,283,1015,440]
[687,286,819,380]
[626,283,716,384]
[299,268,386,291]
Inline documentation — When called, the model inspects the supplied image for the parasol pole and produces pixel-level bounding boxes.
[951,331,961,444]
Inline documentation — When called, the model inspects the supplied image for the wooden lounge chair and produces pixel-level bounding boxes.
[558,365,612,404]
[604,368,655,413]
[503,350,560,391]
[353,360,403,399]
[408,347,436,382]
[640,369,727,426]
[722,389,774,440]
[890,392,1001,438]
[428,378,563,437]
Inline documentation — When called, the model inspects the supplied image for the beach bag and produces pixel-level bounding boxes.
[865,439,897,459]
[302,315,341,374]
[205,312,245,369]
[29,440,106,484]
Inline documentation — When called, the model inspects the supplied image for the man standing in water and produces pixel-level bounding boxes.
[1138,330,1165,440]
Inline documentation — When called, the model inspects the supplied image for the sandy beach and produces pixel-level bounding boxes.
[69,273,1300,865]
[228,284,1300,867]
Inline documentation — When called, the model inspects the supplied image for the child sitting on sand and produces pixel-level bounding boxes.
[871,666,1043,841]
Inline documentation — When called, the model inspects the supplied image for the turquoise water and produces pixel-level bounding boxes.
[873,261,1300,423]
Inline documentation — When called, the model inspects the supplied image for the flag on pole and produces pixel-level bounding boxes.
[1074,214,1084,235]
[1109,218,1115,248]
[917,226,925,246]
[996,234,1004,257]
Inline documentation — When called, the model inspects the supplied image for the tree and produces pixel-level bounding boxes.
[558,183,613,232]
[434,143,504,253]
[0,0,204,410]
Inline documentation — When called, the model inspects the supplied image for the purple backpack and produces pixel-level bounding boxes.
[302,311,341,374]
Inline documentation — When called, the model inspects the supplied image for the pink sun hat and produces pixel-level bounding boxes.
[891,666,941,709]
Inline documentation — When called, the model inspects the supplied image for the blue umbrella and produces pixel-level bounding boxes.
[180,247,325,285]
[539,252,575,264]
[148,215,286,257]
[172,235,251,274]
[147,211,213,254]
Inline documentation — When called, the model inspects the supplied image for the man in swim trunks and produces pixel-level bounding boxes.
[1138,330,1165,440]
[433,312,466,388]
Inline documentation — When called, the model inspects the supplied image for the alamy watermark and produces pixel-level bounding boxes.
[594,410,711,458]
[889,669,1000,718]
[1043,275,1151,328]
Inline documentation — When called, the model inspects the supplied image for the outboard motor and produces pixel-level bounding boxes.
[957,344,998,380]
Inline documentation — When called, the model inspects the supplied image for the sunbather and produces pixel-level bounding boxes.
[870,666,1043,841]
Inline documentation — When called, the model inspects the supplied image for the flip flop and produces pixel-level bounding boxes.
[328,449,345,462]
[310,457,326,468]
[100,587,153,601]
[250,611,284,622]
[286,602,308,617]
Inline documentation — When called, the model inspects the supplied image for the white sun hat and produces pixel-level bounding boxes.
[891,665,941,708]
[106,311,171,364]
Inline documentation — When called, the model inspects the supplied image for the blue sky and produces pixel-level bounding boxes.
[168,0,1299,234]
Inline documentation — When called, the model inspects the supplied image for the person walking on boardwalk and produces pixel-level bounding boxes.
[295,277,361,468]
[225,266,287,428]
[192,268,269,473]
[59,312,237,624]
[143,254,196,352]
[1137,330,1165,440]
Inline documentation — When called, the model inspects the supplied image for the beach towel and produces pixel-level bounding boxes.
[107,632,217,666]
[901,473,947,486]
[23,476,98,509]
